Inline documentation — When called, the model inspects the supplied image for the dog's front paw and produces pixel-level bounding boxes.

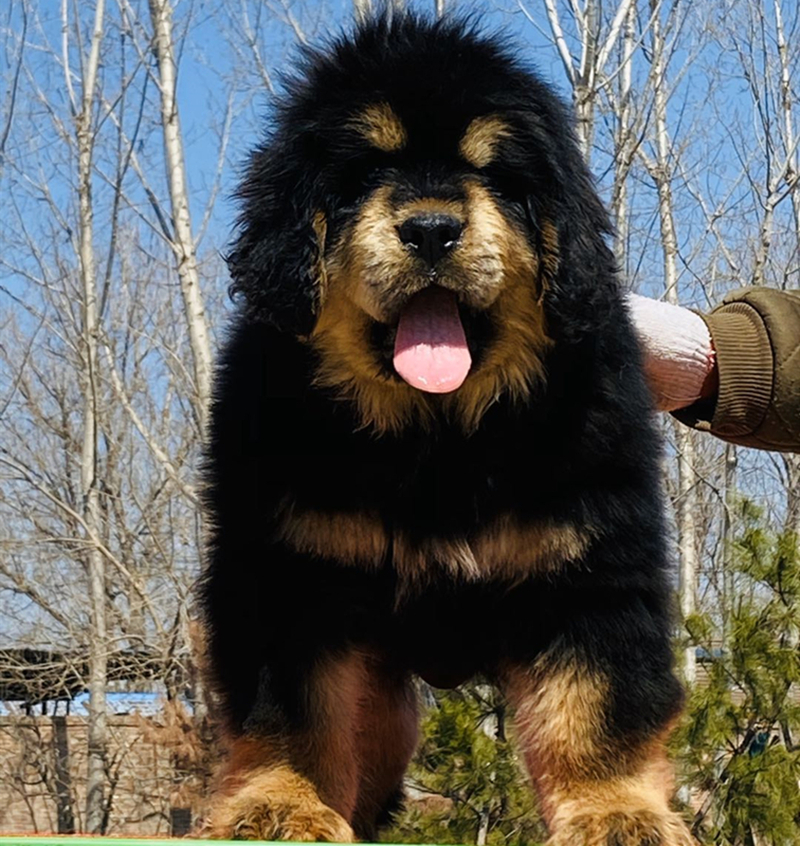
[548,809,694,846]
[203,765,355,842]
[225,799,353,842]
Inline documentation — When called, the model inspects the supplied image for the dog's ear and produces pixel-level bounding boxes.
[550,152,619,325]
[227,143,327,336]
[516,95,618,335]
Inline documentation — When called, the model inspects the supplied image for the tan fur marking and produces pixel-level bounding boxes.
[277,501,589,582]
[502,663,692,844]
[473,517,590,580]
[400,197,464,218]
[539,217,560,286]
[205,652,419,841]
[204,736,355,842]
[312,210,328,306]
[277,501,389,566]
[312,185,433,433]
[312,284,432,435]
[546,743,676,828]
[395,536,480,581]
[440,182,553,431]
[544,741,693,846]
[353,103,407,153]
[460,115,511,168]
[505,660,609,791]
[206,653,368,839]
[314,180,554,435]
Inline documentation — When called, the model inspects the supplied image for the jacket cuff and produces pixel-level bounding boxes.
[673,303,773,438]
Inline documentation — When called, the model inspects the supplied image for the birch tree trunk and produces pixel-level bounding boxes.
[721,445,737,646]
[574,0,598,161]
[476,808,490,846]
[73,0,109,831]
[772,0,800,541]
[611,4,636,270]
[354,0,371,23]
[148,0,212,430]
[645,0,699,685]
[539,0,637,164]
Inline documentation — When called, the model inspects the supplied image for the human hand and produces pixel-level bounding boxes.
[625,293,718,412]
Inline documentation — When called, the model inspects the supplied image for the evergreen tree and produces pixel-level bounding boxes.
[386,684,545,846]
[674,502,800,845]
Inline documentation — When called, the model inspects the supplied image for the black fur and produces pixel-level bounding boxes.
[202,13,683,839]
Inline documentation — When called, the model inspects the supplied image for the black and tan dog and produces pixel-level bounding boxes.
[201,14,693,846]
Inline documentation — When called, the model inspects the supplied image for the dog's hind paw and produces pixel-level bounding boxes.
[547,809,695,846]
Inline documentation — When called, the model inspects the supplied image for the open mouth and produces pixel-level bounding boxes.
[392,287,473,393]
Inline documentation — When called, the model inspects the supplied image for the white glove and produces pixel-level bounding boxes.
[625,293,717,412]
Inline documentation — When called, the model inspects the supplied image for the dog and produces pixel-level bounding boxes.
[200,14,693,845]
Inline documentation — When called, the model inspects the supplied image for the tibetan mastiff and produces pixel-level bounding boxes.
[201,14,692,846]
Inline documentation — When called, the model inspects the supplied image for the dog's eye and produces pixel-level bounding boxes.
[488,174,530,213]
[486,169,526,202]
[335,158,396,206]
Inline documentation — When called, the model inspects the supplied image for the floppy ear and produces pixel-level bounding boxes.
[516,95,618,338]
[549,153,619,332]
[227,142,327,336]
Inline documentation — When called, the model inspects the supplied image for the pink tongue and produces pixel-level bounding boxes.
[393,288,472,393]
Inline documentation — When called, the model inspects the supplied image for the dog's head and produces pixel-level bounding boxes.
[229,15,613,433]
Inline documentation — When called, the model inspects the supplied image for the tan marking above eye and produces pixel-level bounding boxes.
[460,115,511,168]
[352,103,407,153]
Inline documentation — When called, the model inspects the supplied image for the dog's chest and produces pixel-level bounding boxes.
[274,436,589,581]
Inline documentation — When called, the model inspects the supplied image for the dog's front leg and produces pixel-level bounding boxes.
[204,650,365,842]
[499,597,694,846]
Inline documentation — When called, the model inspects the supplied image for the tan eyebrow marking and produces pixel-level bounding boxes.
[460,115,511,168]
[352,102,407,153]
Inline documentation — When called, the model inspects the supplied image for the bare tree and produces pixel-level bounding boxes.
[772,0,800,538]
[0,1,26,178]
[67,0,111,829]
[0,0,320,828]
[0,0,213,827]
[636,0,701,683]
[609,3,637,270]
[522,0,638,160]
[145,0,212,430]
[354,0,371,22]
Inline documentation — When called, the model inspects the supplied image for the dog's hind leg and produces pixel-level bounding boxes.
[204,650,368,842]
[497,596,694,846]
[350,654,418,840]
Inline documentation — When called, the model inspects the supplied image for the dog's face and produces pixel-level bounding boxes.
[229,17,610,433]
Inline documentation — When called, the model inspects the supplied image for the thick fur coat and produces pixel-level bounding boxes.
[200,15,692,846]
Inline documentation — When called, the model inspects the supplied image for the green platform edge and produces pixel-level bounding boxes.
[0,840,399,846]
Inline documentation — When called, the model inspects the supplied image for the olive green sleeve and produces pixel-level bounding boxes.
[672,287,800,452]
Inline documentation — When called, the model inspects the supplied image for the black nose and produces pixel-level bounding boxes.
[397,214,463,266]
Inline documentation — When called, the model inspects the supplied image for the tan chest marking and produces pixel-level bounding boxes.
[275,502,590,582]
